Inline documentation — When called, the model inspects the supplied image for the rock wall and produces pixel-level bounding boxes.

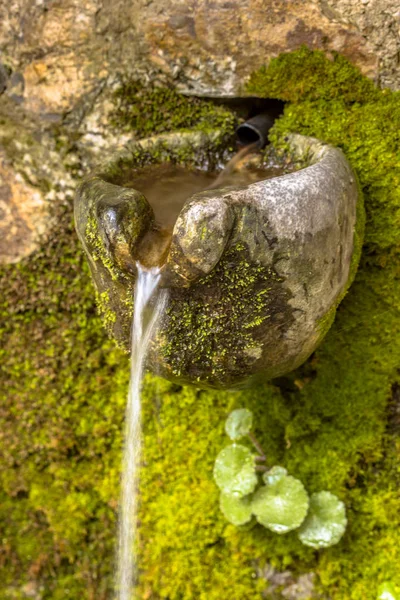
[1,0,400,119]
[1,0,399,264]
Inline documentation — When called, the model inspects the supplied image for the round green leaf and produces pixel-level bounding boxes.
[298,491,347,549]
[262,466,287,485]
[251,466,309,534]
[220,492,253,526]
[225,408,253,440]
[377,583,399,600]
[213,444,257,498]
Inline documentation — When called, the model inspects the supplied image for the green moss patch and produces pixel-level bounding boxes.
[1,52,400,599]
[0,208,126,599]
[160,242,290,387]
[111,81,237,137]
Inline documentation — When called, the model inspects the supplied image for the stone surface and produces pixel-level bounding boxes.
[0,98,75,264]
[0,149,48,264]
[75,131,361,388]
[0,0,398,126]
[256,565,317,600]
[0,0,104,116]
[323,0,400,90]
[133,0,379,95]
[0,63,8,94]
[0,0,396,265]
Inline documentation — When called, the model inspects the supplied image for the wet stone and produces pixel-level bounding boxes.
[74,131,362,389]
[127,160,287,229]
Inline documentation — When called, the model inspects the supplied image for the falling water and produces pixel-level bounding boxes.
[114,144,263,599]
[115,263,168,600]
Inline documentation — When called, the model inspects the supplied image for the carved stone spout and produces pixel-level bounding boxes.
[75,131,363,389]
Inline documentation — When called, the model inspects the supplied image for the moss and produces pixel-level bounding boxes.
[160,243,286,386]
[85,212,120,281]
[0,208,125,599]
[95,290,117,336]
[1,51,400,600]
[245,47,380,104]
[111,81,238,137]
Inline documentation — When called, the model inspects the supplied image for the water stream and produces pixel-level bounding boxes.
[114,145,274,598]
[115,264,168,600]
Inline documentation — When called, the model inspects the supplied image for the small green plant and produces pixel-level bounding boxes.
[213,409,347,548]
[298,491,347,548]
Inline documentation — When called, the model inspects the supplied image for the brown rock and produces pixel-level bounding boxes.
[0,150,48,264]
[137,0,378,95]
[22,53,88,115]
[323,0,400,90]
[0,98,75,264]
[0,0,104,116]
[0,0,397,123]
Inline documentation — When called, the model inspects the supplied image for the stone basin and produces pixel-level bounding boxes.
[74,130,363,389]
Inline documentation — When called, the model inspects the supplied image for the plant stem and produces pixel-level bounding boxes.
[248,432,266,459]
[255,465,268,472]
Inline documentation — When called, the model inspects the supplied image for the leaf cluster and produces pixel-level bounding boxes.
[213,409,347,548]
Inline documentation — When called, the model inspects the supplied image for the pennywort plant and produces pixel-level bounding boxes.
[213,409,347,548]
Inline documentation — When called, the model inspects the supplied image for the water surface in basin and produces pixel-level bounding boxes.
[132,164,217,227]
[131,162,286,228]
[128,148,291,267]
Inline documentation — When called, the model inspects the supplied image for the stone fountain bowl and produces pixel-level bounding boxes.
[74,130,363,389]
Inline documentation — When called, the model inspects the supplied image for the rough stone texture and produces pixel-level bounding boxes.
[0,0,104,116]
[257,565,317,600]
[0,62,8,94]
[0,149,48,264]
[322,0,400,90]
[0,0,398,124]
[132,0,379,95]
[0,0,397,263]
[0,98,75,264]
[75,132,361,388]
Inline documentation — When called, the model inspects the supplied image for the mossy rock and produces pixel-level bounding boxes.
[75,130,362,388]
[1,51,400,600]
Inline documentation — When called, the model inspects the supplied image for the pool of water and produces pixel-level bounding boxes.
[132,164,217,227]
[128,150,290,267]
[131,160,286,228]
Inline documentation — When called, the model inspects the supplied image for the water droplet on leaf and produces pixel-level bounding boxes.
[377,582,398,600]
[213,444,258,497]
[225,408,253,440]
[262,465,288,485]
[251,468,309,533]
[220,492,253,526]
[298,491,347,549]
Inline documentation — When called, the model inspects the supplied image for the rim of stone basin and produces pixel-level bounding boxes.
[75,130,363,388]
[76,129,341,283]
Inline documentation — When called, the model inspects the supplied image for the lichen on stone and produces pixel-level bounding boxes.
[156,242,288,387]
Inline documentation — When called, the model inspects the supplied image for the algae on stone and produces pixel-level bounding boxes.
[76,129,360,388]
